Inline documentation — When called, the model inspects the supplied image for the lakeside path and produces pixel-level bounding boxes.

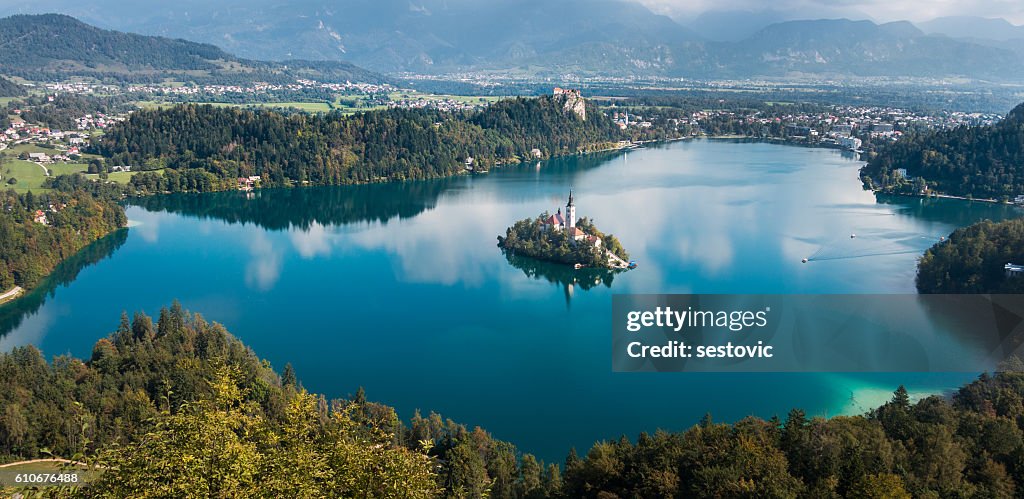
[932,193,1001,203]
[872,189,1005,204]
[606,250,630,269]
[0,458,89,469]
[0,286,24,305]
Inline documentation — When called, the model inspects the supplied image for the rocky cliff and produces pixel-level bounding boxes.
[554,87,586,120]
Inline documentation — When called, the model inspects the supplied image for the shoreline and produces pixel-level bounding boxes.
[695,134,1013,206]
[873,189,1007,205]
[0,286,24,306]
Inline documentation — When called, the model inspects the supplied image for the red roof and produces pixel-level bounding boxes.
[544,212,566,226]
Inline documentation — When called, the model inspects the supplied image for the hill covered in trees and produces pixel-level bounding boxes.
[916,218,1024,293]
[0,304,560,497]
[862,102,1024,199]
[0,14,231,76]
[0,14,382,84]
[93,95,620,193]
[5,304,1024,497]
[0,187,125,293]
[0,76,24,97]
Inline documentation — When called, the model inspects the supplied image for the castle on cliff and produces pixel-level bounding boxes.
[553,87,587,121]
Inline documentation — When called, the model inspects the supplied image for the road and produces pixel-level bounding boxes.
[32,161,50,176]
[0,286,24,304]
[0,458,88,469]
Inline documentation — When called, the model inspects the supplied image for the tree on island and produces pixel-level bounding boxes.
[497,213,629,268]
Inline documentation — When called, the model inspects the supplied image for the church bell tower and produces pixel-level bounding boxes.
[566,190,576,231]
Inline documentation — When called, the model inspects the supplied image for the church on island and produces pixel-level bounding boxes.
[542,191,602,248]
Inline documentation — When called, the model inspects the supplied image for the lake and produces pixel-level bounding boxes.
[1,139,1020,463]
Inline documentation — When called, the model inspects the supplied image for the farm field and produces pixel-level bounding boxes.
[0,159,51,192]
[84,169,160,184]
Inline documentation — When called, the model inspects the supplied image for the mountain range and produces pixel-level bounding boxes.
[1,2,1023,81]
[0,14,383,83]
[918,16,1024,41]
[916,15,1024,59]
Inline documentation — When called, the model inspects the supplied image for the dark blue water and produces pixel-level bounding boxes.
[2,139,1019,463]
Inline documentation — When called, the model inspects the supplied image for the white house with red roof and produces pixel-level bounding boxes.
[543,209,567,231]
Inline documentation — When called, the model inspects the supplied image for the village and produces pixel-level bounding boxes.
[0,76,1014,206]
[619,104,1003,152]
[0,103,127,193]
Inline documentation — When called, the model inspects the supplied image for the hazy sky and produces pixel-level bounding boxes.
[636,0,1024,24]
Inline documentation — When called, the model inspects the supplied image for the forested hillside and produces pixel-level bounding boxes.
[0,304,556,497]
[863,102,1024,199]
[93,95,620,193]
[0,187,126,292]
[0,14,383,84]
[558,371,1024,498]
[0,75,24,97]
[916,218,1024,293]
[5,305,1024,497]
[0,14,230,73]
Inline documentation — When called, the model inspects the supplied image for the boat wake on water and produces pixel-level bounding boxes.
[803,233,946,263]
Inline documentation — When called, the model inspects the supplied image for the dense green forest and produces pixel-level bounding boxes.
[93,95,619,194]
[0,304,554,497]
[916,218,1024,293]
[0,187,126,292]
[863,102,1024,199]
[5,305,1024,497]
[0,76,25,97]
[0,14,230,72]
[497,214,629,268]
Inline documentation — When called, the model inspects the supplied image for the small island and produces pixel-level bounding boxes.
[497,190,633,269]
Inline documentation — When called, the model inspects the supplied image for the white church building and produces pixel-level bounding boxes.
[542,191,602,247]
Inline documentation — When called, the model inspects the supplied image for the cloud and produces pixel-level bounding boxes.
[633,0,1024,24]
[245,231,283,291]
[289,222,333,259]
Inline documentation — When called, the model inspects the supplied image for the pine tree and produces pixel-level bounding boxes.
[282,362,297,387]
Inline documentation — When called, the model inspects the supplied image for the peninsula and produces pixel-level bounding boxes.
[497,190,632,270]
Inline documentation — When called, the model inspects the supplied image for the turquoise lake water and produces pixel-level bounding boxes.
[2,139,1020,463]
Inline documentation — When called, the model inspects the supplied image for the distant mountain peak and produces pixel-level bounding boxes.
[917,15,1024,41]
[0,5,1022,81]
